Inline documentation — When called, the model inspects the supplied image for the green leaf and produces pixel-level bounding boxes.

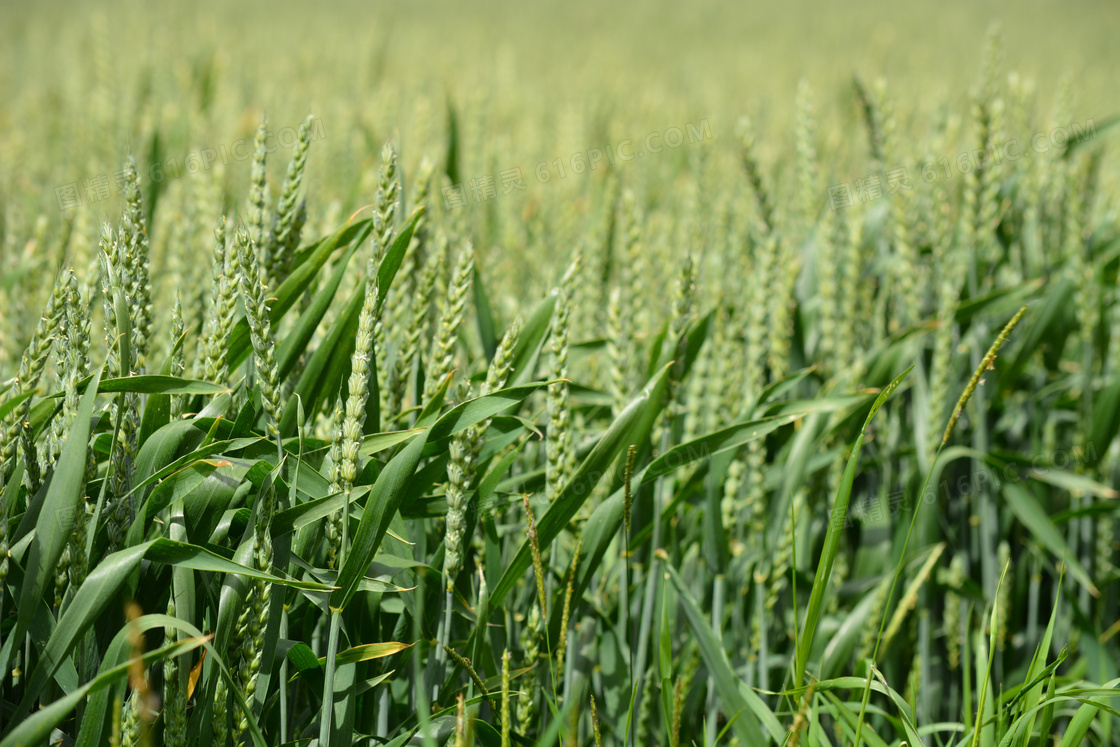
[488,365,671,625]
[973,562,1007,747]
[1002,483,1098,597]
[659,577,674,741]
[1011,572,1064,747]
[360,428,426,457]
[473,263,497,360]
[276,240,361,380]
[424,381,552,449]
[1059,692,1120,747]
[13,368,101,674]
[280,281,364,435]
[374,207,424,310]
[1025,467,1117,498]
[643,412,804,484]
[113,286,132,380]
[229,217,373,373]
[663,559,774,747]
[508,294,556,387]
[330,429,430,609]
[1000,276,1073,393]
[272,486,369,537]
[285,641,323,679]
[821,576,891,680]
[143,538,332,590]
[870,667,925,747]
[1063,114,1120,157]
[795,365,913,687]
[73,613,266,747]
[324,641,412,667]
[127,460,221,545]
[0,390,34,424]
[11,536,329,725]
[132,430,261,501]
[445,97,460,184]
[2,636,208,747]
[67,374,228,397]
[137,332,192,448]
[1087,377,1120,467]
[570,412,801,620]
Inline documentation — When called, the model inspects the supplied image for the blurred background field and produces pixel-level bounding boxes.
[3,0,1118,219]
[3,0,1119,330]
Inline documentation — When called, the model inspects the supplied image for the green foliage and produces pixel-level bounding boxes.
[1,5,1119,745]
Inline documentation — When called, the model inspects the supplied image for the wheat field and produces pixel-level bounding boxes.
[1,2,1119,745]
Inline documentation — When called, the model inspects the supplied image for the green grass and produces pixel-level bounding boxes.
[1,2,1120,745]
